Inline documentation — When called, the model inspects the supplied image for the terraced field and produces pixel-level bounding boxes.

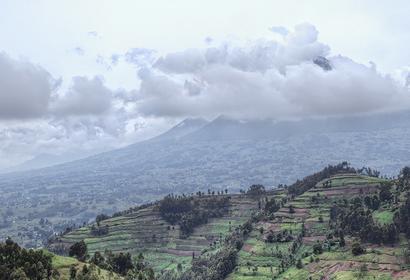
[47,251,123,279]
[227,174,410,280]
[50,192,285,272]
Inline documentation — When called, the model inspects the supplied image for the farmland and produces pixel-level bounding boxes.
[227,174,410,280]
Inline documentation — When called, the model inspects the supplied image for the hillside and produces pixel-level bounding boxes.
[227,173,410,280]
[48,190,286,273]
[46,165,410,279]
[2,111,410,248]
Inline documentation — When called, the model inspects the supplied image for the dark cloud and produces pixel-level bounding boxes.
[0,52,54,119]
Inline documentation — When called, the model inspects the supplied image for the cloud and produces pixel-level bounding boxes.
[125,48,156,66]
[154,48,206,73]
[134,23,409,120]
[269,26,289,36]
[52,76,113,116]
[0,52,55,119]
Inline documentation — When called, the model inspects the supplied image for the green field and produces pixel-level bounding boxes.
[228,174,409,280]
[50,192,284,273]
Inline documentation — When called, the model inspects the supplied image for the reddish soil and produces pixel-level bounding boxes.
[393,270,410,279]
[302,235,326,245]
[243,244,254,253]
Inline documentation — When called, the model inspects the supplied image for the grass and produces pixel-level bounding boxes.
[48,252,123,280]
[373,210,395,225]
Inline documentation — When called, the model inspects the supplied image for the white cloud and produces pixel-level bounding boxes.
[0,52,55,119]
[135,23,409,119]
[51,76,113,116]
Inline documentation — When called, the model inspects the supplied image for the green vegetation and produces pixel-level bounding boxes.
[228,165,410,280]
[40,164,410,279]
[158,195,230,237]
[48,188,276,274]
[0,239,123,280]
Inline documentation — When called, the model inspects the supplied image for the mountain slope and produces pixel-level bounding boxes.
[48,191,285,272]
[2,111,410,248]
[49,168,410,279]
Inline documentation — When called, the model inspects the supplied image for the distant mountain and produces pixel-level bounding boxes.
[0,152,94,174]
[152,117,209,141]
[1,110,410,247]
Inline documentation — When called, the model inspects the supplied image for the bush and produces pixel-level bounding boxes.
[351,240,365,256]
[69,240,87,261]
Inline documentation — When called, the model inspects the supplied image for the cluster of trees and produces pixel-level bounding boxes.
[67,241,155,279]
[91,251,154,279]
[95,214,110,225]
[265,229,293,243]
[246,184,266,196]
[0,238,54,280]
[264,198,280,214]
[90,224,109,236]
[287,162,355,196]
[330,195,399,244]
[69,240,88,261]
[68,263,109,280]
[159,195,230,237]
[328,176,410,245]
[358,167,381,178]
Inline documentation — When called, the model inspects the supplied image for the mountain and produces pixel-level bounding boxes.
[1,110,410,248]
[0,152,94,174]
[152,117,209,141]
[47,167,410,279]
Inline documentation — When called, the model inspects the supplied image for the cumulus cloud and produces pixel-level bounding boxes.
[269,26,289,36]
[133,23,409,119]
[52,76,113,116]
[0,52,55,119]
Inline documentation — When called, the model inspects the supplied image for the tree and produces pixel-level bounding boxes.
[95,214,110,226]
[379,184,393,202]
[69,240,88,261]
[339,231,346,247]
[69,265,77,280]
[90,251,106,268]
[265,198,280,214]
[313,242,323,255]
[296,259,303,269]
[109,252,134,276]
[351,240,364,256]
[10,268,29,280]
[246,184,266,196]
[0,238,53,280]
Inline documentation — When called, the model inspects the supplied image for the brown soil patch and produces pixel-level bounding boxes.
[302,235,326,245]
[243,244,254,253]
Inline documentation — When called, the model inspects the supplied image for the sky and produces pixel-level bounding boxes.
[0,0,409,169]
